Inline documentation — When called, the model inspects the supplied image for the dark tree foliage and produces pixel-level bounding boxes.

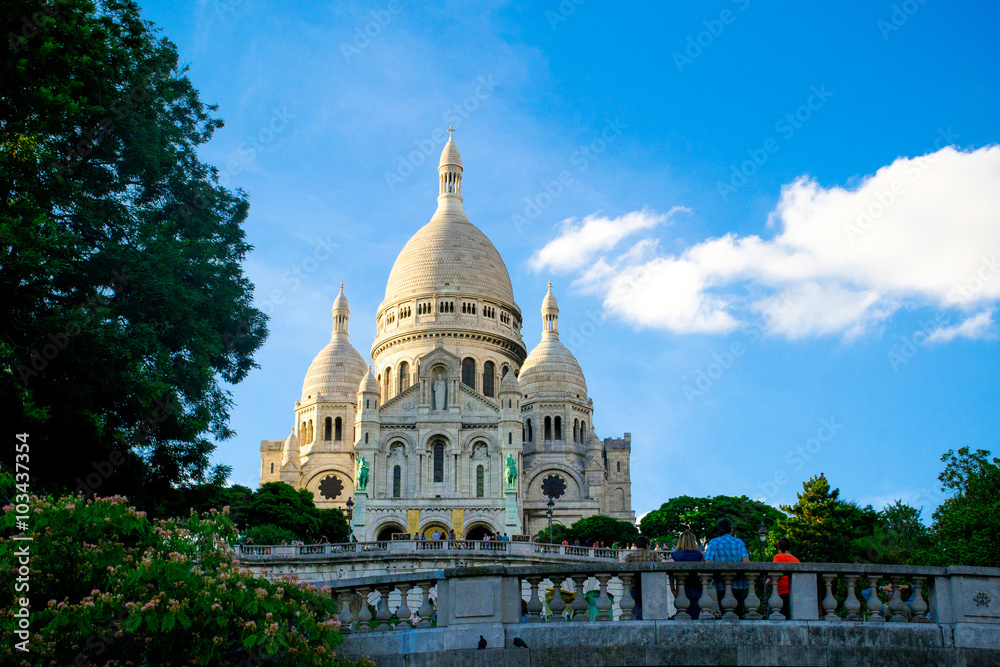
[932,447,999,567]
[1,0,267,508]
[566,514,638,545]
[535,523,571,544]
[853,500,933,566]
[244,482,350,543]
[779,474,877,563]
[640,494,785,550]
[154,483,254,528]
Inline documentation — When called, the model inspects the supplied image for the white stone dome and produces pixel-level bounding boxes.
[301,285,368,401]
[383,212,516,306]
[518,335,588,399]
[519,283,587,399]
[358,366,379,394]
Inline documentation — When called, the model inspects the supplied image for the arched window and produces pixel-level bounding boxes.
[501,363,509,379]
[383,367,391,400]
[270,462,274,474]
[300,421,306,442]
[573,419,579,443]
[433,441,445,483]
[324,417,332,441]
[364,433,368,444]
[307,420,314,444]
[554,416,562,440]
[580,421,587,441]
[398,361,409,392]
[508,432,512,445]
[476,465,484,498]
[617,461,621,473]
[526,418,533,442]
[393,465,402,498]
[461,357,476,389]
[544,416,552,441]
[482,361,495,397]
[334,416,343,441]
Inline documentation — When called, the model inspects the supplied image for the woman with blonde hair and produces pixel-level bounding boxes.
[671,531,704,619]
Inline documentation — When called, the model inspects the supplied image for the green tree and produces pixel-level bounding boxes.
[0,492,370,665]
[1,0,267,508]
[779,474,877,563]
[640,495,784,551]
[245,482,349,543]
[853,500,933,565]
[932,447,1000,567]
[567,514,638,546]
[535,523,571,544]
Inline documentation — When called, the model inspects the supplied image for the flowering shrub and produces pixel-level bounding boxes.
[0,494,371,666]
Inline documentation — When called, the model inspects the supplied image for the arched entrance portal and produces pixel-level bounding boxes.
[464,523,496,541]
[420,522,450,540]
[376,522,405,542]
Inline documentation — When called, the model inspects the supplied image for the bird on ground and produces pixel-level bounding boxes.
[477,635,487,650]
[513,637,528,648]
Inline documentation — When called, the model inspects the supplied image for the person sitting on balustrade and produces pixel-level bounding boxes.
[620,535,661,620]
[704,518,751,618]
[671,530,705,619]
[768,537,800,619]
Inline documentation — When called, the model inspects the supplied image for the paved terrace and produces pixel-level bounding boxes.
[317,561,1000,667]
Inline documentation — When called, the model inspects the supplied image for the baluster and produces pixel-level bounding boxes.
[720,573,738,621]
[525,576,544,623]
[375,585,393,631]
[843,574,861,621]
[356,586,373,633]
[697,573,714,620]
[821,574,840,621]
[618,574,635,621]
[767,572,785,620]
[709,585,720,618]
[595,574,613,621]
[416,582,434,628]
[673,573,691,621]
[570,577,589,621]
[337,590,354,633]
[887,576,908,623]
[865,576,884,623]
[548,577,568,622]
[910,576,928,622]
[744,572,761,621]
[395,583,412,630]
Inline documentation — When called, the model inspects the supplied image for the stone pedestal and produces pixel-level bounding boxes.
[504,490,520,533]
[353,490,367,539]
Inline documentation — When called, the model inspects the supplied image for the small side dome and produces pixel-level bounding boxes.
[358,366,379,394]
[518,336,588,399]
[499,369,520,394]
[301,339,367,401]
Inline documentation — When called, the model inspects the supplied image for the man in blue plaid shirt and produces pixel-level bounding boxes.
[704,518,750,617]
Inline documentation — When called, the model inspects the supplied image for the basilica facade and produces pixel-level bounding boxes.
[259,133,634,540]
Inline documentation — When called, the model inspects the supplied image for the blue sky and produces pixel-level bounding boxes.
[138,0,1000,521]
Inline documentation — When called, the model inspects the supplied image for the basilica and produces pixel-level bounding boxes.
[259,132,634,540]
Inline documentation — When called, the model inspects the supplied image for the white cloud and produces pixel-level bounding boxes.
[532,145,1000,339]
[926,311,995,343]
[529,207,685,274]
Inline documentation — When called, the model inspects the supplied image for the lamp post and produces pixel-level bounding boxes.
[546,496,555,545]
[346,497,355,536]
[757,521,768,560]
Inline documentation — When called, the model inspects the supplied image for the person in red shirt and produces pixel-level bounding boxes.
[771,537,800,619]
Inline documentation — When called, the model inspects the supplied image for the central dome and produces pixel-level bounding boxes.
[383,211,516,305]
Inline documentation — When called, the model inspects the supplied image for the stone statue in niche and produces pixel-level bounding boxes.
[432,373,447,410]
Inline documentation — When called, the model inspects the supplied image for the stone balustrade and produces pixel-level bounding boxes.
[237,539,624,561]
[323,561,1000,666]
